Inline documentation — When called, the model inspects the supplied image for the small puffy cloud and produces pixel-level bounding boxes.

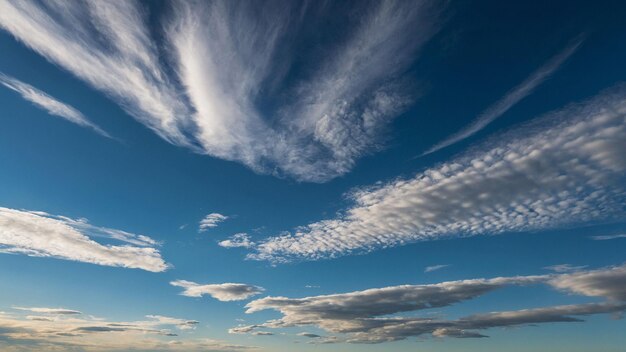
[425,264,450,273]
[199,213,228,232]
[219,233,254,248]
[171,280,264,301]
[0,207,168,272]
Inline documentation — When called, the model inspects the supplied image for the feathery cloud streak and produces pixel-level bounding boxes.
[0,0,444,182]
[0,73,110,137]
[249,85,626,262]
[0,207,168,272]
[424,37,584,155]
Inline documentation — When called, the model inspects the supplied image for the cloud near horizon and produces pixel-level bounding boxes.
[0,308,253,352]
[0,0,445,182]
[0,206,168,272]
[233,264,626,343]
[248,85,626,262]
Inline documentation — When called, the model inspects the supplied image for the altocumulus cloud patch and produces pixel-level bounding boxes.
[249,85,626,262]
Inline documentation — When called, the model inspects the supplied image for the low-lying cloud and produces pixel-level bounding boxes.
[234,264,626,343]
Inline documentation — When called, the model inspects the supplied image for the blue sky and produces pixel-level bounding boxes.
[0,0,625,351]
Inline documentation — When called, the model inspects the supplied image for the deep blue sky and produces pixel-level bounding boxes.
[0,1,625,351]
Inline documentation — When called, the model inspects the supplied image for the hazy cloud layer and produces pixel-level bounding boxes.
[424,37,583,155]
[235,264,626,343]
[250,85,626,262]
[0,207,168,272]
[171,280,264,301]
[0,309,253,351]
[0,0,445,182]
[0,73,110,137]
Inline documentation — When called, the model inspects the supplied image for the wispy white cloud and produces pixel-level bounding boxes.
[170,280,264,301]
[235,264,626,343]
[424,37,584,155]
[425,264,450,273]
[0,206,168,272]
[544,264,588,273]
[12,307,81,315]
[249,85,626,262]
[0,73,110,137]
[198,213,228,232]
[0,1,191,147]
[219,233,254,249]
[0,0,445,182]
[590,233,626,240]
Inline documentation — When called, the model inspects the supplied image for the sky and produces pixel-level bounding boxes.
[0,0,625,351]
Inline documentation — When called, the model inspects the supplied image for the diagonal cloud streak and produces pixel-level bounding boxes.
[0,73,110,137]
[249,85,626,262]
[423,37,584,155]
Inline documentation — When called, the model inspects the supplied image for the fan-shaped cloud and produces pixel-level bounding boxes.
[0,0,445,182]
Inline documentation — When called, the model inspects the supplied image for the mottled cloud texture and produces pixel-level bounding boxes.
[250,86,626,262]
